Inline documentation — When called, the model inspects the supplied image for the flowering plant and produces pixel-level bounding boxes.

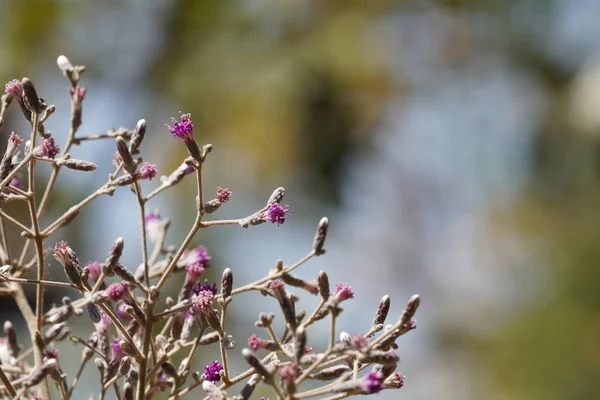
[0,56,419,399]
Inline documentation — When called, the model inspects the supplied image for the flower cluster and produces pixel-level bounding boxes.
[0,56,419,400]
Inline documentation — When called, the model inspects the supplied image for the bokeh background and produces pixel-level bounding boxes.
[2,0,600,398]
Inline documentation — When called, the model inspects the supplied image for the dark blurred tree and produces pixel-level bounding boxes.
[148,0,401,202]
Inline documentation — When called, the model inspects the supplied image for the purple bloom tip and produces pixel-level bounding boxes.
[202,360,223,383]
[334,283,354,303]
[167,112,194,140]
[194,280,217,296]
[360,371,385,394]
[140,163,158,180]
[266,202,291,225]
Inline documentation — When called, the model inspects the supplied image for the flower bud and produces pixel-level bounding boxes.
[373,295,391,327]
[242,349,273,384]
[221,268,233,299]
[58,158,97,171]
[21,78,45,114]
[294,326,307,364]
[310,364,352,380]
[318,271,330,300]
[87,303,102,324]
[118,356,131,376]
[26,358,57,388]
[312,217,329,255]
[104,238,124,275]
[4,321,20,356]
[267,187,285,205]
[129,119,146,155]
[236,373,262,400]
[115,137,136,173]
[54,241,84,289]
[398,294,420,328]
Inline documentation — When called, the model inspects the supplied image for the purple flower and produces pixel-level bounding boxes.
[85,261,102,282]
[248,335,264,351]
[216,187,232,203]
[266,202,291,225]
[194,280,217,296]
[106,282,128,301]
[384,372,405,389]
[351,334,369,352]
[8,132,23,146]
[202,360,223,382]
[35,137,60,158]
[145,212,162,242]
[279,364,298,384]
[193,289,214,313]
[183,245,211,280]
[4,79,22,100]
[359,371,384,394]
[140,163,158,180]
[167,112,194,141]
[334,283,354,303]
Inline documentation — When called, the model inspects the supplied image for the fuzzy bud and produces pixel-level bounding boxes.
[221,268,233,299]
[54,241,84,289]
[318,271,330,300]
[242,349,273,385]
[313,217,329,255]
[236,373,262,400]
[129,119,146,155]
[26,358,57,388]
[294,326,307,364]
[58,158,97,171]
[373,295,391,327]
[86,303,102,324]
[399,295,420,328]
[115,137,135,174]
[118,356,131,376]
[267,187,285,205]
[310,364,352,380]
[21,78,45,114]
[4,321,19,356]
[104,237,124,275]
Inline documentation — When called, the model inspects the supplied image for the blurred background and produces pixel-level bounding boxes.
[2,0,600,398]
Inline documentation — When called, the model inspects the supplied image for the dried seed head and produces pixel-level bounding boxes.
[313,217,329,255]
[115,137,136,173]
[129,119,146,155]
[318,271,330,300]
